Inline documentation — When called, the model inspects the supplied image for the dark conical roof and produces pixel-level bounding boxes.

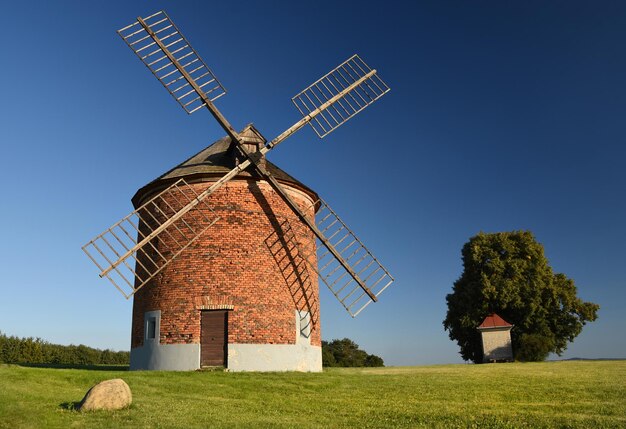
[132,124,317,208]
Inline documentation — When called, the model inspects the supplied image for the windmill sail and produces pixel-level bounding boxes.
[117,11,226,113]
[84,11,394,314]
[239,157,384,305]
[274,208,393,318]
[82,178,219,298]
[291,55,390,138]
[304,199,393,317]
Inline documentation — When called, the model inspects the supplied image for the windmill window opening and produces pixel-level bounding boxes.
[298,311,311,339]
[147,318,157,339]
[144,310,161,342]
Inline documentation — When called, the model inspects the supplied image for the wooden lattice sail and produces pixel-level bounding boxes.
[83,10,394,316]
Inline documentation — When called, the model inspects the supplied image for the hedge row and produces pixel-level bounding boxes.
[0,331,129,366]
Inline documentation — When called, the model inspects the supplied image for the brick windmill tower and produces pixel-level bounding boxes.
[83,11,394,371]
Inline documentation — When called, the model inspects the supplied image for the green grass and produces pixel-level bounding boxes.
[0,361,624,428]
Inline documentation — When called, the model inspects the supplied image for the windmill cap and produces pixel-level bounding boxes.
[131,124,318,208]
[238,124,265,146]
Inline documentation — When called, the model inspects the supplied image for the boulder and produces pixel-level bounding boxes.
[78,378,132,411]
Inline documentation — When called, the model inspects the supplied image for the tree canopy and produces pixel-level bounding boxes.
[322,338,384,367]
[443,231,599,363]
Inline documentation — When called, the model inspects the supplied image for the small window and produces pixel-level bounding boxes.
[144,310,161,342]
[298,311,311,339]
[146,318,157,340]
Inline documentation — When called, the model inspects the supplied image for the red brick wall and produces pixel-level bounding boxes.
[131,178,321,349]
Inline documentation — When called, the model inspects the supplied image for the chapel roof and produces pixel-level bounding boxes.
[478,313,513,330]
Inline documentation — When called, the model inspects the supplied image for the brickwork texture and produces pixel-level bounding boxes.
[131,178,321,350]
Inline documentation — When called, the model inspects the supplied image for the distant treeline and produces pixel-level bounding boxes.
[0,331,129,366]
[322,338,384,367]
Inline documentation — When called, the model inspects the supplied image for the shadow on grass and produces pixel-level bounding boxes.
[19,363,129,371]
[59,401,81,411]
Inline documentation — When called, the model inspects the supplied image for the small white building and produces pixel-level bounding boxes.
[478,313,513,363]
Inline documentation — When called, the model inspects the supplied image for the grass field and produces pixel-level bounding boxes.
[0,361,624,428]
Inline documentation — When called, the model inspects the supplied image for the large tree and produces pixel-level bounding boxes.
[322,338,384,367]
[443,231,599,363]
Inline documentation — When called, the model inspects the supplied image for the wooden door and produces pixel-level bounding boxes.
[200,310,228,367]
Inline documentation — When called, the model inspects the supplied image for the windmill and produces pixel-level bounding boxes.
[83,11,394,371]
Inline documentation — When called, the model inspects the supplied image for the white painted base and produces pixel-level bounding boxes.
[130,341,322,372]
[130,343,200,371]
[227,343,322,372]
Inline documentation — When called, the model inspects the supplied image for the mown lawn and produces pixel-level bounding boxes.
[0,361,624,428]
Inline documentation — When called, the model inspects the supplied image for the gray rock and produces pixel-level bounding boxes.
[78,378,132,411]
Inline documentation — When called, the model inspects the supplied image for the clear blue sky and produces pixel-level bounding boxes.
[0,1,624,365]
